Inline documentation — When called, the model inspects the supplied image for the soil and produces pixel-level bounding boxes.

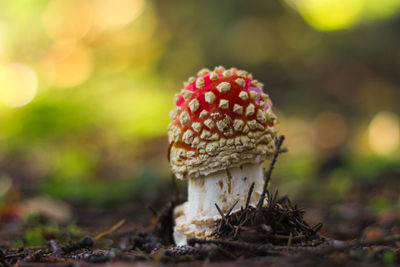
[1,136,399,266]
[1,197,399,267]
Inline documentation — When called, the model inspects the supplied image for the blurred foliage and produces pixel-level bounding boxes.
[16,214,81,247]
[0,0,399,204]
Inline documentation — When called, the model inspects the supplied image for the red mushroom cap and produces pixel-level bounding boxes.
[168,66,277,179]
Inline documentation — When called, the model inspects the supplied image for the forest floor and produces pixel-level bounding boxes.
[1,137,399,266]
[1,189,399,267]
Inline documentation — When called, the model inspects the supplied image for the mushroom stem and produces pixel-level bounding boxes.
[173,163,266,246]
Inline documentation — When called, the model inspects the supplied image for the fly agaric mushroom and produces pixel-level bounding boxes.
[168,66,277,245]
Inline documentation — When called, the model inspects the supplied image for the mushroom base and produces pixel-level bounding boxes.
[173,163,266,246]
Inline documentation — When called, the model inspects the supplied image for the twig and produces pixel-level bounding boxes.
[4,252,26,260]
[234,182,255,233]
[225,200,239,217]
[93,219,126,241]
[312,223,323,233]
[257,135,286,211]
[245,182,255,210]
[215,204,234,231]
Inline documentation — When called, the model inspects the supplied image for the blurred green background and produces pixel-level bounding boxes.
[0,0,399,225]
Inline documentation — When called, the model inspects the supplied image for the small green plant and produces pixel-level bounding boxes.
[23,214,73,246]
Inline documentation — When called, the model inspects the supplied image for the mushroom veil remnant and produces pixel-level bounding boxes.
[168,66,277,245]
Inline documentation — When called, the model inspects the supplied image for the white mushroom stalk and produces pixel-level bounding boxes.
[168,66,277,246]
[174,163,265,245]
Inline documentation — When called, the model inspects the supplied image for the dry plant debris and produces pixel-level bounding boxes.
[211,136,323,246]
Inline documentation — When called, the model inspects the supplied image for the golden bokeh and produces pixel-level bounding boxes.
[285,0,400,31]
[369,111,399,155]
[95,4,159,73]
[45,41,93,88]
[0,63,38,108]
[0,23,5,64]
[92,0,145,30]
[296,0,363,31]
[42,0,94,41]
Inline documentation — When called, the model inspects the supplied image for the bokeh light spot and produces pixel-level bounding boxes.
[286,0,363,31]
[0,63,38,108]
[46,41,93,88]
[93,0,145,30]
[0,22,5,63]
[368,111,399,155]
[42,0,94,41]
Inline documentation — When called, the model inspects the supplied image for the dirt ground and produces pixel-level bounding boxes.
[1,185,399,267]
[1,138,399,266]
